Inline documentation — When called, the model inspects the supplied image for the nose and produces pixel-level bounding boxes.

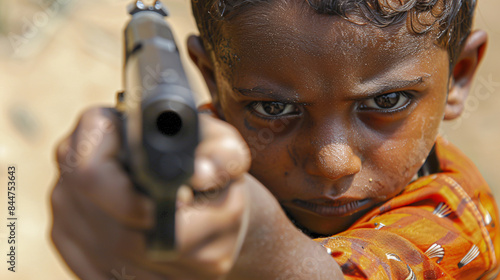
[307,142,362,181]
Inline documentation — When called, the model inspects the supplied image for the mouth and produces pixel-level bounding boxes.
[289,198,372,217]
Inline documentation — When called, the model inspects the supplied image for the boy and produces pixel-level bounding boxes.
[51,0,500,279]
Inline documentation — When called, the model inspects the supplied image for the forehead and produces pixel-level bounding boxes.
[222,0,443,84]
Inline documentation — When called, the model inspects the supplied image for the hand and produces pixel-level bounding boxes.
[51,107,252,280]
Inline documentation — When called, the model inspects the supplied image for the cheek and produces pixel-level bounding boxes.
[367,100,444,198]
[244,137,290,199]
[240,126,293,177]
[225,115,299,198]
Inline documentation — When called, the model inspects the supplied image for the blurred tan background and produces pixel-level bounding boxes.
[0,0,498,279]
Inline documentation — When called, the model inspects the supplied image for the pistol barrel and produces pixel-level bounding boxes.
[120,4,199,258]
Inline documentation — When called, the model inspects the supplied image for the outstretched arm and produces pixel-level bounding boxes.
[229,175,345,280]
[51,107,343,279]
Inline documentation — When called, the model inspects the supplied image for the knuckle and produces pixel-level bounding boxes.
[202,114,239,137]
[219,126,251,159]
[221,121,243,140]
[220,137,251,174]
[79,106,105,123]
[219,136,240,151]
[77,107,117,135]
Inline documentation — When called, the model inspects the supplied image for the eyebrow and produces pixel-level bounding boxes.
[353,76,428,99]
[232,86,300,103]
[233,76,429,102]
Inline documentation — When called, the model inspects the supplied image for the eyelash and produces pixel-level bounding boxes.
[248,92,414,119]
[358,92,414,113]
[248,101,301,119]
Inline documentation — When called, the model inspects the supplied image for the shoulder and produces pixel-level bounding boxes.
[317,137,500,279]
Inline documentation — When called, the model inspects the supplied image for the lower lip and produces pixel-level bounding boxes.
[291,199,371,217]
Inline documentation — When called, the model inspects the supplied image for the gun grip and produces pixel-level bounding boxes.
[146,198,177,260]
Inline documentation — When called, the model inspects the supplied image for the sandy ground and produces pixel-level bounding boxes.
[0,0,498,278]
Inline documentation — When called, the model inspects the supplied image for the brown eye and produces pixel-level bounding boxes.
[374,93,400,108]
[251,102,298,117]
[359,92,411,111]
[262,102,285,115]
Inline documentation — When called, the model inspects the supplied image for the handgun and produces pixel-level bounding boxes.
[116,0,200,260]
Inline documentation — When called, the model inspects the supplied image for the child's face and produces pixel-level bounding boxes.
[209,3,450,235]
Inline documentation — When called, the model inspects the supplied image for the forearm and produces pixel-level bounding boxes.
[227,175,344,280]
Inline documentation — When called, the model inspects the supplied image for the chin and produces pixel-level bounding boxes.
[284,209,362,238]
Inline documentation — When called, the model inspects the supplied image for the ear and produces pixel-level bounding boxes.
[444,30,488,120]
[187,35,224,118]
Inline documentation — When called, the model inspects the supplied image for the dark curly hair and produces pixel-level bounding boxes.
[191,0,476,70]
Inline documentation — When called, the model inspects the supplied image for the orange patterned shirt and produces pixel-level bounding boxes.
[316,137,500,279]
